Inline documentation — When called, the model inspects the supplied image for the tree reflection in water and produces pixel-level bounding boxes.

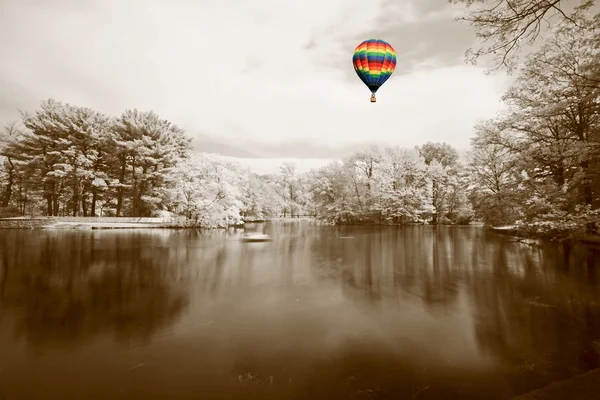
[0,230,190,349]
[308,225,600,397]
[1,224,600,399]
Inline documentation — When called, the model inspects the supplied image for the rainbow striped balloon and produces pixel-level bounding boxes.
[352,39,397,102]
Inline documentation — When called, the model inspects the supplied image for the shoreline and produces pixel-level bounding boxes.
[0,217,239,230]
[0,216,312,230]
[333,222,480,227]
[2,217,599,246]
[488,225,600,246]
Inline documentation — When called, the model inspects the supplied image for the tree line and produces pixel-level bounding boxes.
[0,101,190,219]
[0,100,313,226]
[0,105,471,228]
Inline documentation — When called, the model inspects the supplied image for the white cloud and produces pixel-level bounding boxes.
[0,0,509,153]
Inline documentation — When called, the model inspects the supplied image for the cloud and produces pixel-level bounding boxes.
[0,0,509,158]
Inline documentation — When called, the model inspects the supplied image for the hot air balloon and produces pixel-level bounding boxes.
[352,39,396,103]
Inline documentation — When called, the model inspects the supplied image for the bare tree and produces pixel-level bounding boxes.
[450,0,596,71]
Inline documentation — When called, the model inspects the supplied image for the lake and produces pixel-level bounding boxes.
[1,222,600,399]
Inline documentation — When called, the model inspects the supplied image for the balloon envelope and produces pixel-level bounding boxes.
[352,39,397,94]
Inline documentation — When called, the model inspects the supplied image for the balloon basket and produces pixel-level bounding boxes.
[370,95,376,103]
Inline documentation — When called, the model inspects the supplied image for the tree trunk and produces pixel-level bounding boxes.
[72,165,79,216]
[1,158,14,207]
[116,158,127,216]
[91,190,97,216]
[553,166,565,187]
[131,158,139,217]
[81,193,89,217]
[18,184,24,216]
[53,195,59,216]
[46,196,53,216]
[135,166,148,217]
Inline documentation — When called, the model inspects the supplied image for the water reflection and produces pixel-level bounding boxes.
[0,223,599,399]
[0,230,189,349]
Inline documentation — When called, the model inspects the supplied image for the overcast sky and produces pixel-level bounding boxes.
[0,0,511,161]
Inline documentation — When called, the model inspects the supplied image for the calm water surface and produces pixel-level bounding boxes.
[1,222,600,399]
